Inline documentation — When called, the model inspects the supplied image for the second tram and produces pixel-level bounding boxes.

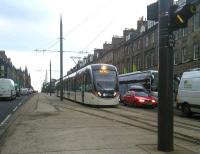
[55,64,119,106]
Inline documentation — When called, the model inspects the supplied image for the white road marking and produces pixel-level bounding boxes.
[13,106,18,112]
[0,114,12,127]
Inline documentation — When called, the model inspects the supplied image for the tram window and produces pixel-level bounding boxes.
[76,75,81,92]
[64,80,67,91]
[85,71,92,92]
[72,77,76,91]
[68,78,71,91]
[66,80,68,91]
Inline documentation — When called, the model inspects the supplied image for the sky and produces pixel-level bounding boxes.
[0,0,156,91]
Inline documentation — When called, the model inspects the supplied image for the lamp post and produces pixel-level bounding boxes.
[60,15,63,101]
[50,60,52,96]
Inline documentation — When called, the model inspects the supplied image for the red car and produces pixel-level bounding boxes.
[122,89,158,108]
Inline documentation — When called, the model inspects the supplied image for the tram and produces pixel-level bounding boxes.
[55,64,119,106]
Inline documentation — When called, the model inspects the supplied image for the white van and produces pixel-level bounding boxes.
[177,69,200,116]
[0,78,16,100]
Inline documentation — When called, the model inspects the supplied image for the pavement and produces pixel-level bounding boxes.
[0,93,199,154]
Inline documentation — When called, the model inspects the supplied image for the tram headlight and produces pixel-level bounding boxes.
[99,65,108,74]
[97,91,102,97]
[101,65,107,71]
[113,92,117,97]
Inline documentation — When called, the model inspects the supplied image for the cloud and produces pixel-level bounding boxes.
[1,0,157,91]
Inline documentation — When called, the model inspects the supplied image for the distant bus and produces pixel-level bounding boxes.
[55,64,119,106]
[118,70,158,102]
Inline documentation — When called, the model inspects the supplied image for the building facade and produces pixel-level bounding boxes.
[69,2,200,79]
[0,50,32,88]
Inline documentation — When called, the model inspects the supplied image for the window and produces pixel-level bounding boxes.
[182,28,187,37]
[85,71,92,92]
[151,53,154,66]
[137,40,141,49]
[127,59,131,72]
[181,47,188,63]
[0,65,4,77]
[137,57,141,70]
[174,31,178,40]
[126,46,128,55]
[151,33,155,44]
[145,36,149,47]
[129,45,132,54]
[133,43,136,51]
[192,13,199,32]
[145,54,151,68]
[193,43,199,60]
[174,51,178,65]
[179,28,187,38]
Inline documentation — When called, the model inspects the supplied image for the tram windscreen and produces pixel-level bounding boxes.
[93,70,117,91]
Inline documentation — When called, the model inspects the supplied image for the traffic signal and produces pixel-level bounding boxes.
[169,3,196,31]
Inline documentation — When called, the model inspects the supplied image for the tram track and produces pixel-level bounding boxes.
[99,106,200,145]
[112,106,200,131]
[48,99,200,145]
[119,105,200,127]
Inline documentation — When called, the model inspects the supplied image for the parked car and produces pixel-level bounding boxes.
[15,89,21,97]
[20,88,29,95]
[0,78,16,100]
[121,85,158,108]
[177,69,200,116]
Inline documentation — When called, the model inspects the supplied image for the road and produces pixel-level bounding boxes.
[0,95,33,127]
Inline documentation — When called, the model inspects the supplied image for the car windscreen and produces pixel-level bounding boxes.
[133,90,149,97]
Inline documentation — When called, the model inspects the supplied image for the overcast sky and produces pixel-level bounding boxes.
[0,0,156,91]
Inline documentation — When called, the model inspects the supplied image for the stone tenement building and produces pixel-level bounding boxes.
[0,50,32,88]
[70,3,200,78]
[173,2,200,76]
[98,13,199,78]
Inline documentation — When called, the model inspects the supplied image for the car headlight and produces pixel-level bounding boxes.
[139,99,145,102]
[152,100,156,103]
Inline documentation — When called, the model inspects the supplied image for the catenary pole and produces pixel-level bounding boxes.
[49,60,52,96]
[158,0,174,151]
[60,15,63,101]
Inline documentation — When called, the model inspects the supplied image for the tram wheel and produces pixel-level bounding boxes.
[181,103,192,117]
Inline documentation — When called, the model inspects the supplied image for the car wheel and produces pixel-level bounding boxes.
[175,103,179,109]
[132,101,137,107]
[181,103,192,117]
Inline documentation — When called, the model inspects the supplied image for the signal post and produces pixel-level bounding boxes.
[158,0,174,151]
[148,0,196,152]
